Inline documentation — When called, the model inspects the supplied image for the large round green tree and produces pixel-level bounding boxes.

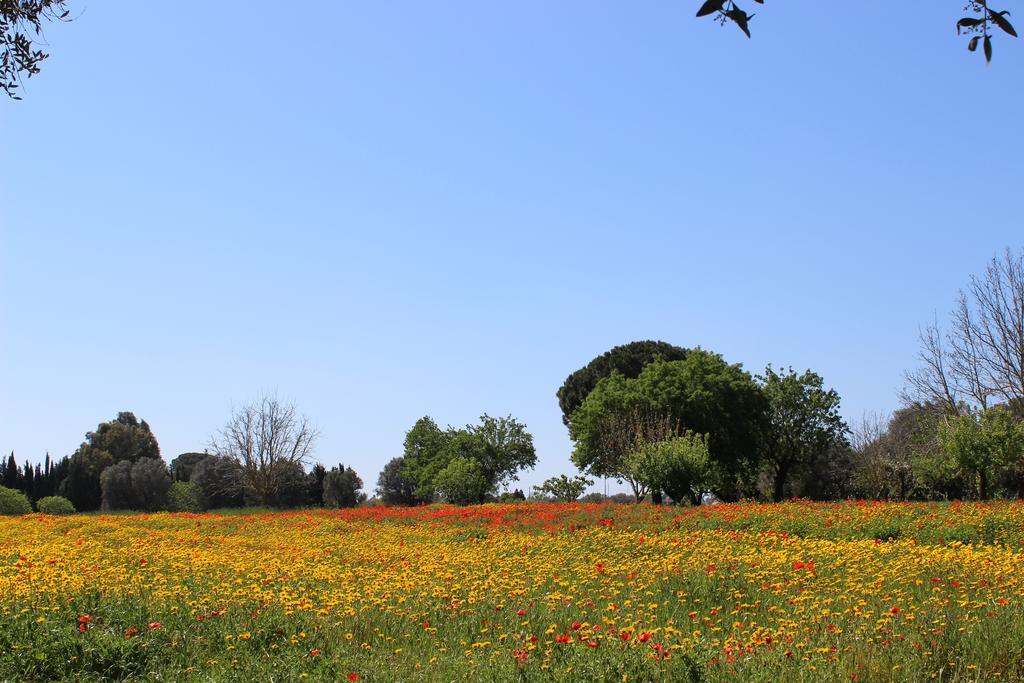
[556,340,688,426]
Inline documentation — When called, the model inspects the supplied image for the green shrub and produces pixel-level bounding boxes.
[167,481,204,512]
[36,495,76,515]
[0,486,32,515]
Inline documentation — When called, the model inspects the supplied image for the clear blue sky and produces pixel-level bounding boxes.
[1,1,1021,494]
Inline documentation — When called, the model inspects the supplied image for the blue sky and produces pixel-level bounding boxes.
[1,1,1021,494]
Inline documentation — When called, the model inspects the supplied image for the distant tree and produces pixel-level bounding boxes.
[323,466,365,508]
[60,412,161,511]
[497,489,527,502]
[99,460,135,511]
[557,341,688,426]
[170,452,208,482]
[210,395,319,506]
[190,455,245,509]
[376,457,417,506]
[626,432,714,505]
[401,416,451,502]
[166,481,203,512]
[306,463,327,506]
[435,456,490,505]
[532,474,594,502]
[0,486,31,515]
[468,414,538,491]
[939,405,1024,500]
[570,351,766,501]
[2,452,18,489]
[130,458,172,511]
[906,248,1024,415]
[758,366,849,502]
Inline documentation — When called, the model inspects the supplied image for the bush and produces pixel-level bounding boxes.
[36,495,76,515]
[167,481,204,512]
[131,458,172,511]
[0,486,32,515]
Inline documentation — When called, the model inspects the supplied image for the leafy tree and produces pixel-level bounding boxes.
[626,433,714,505]
[939,405,1024,499]
[36,495,74,515]
[401,416,451,502]
[570,351,767,501]
[759,366,849,502]
[1,0,70,99]
[166,481,203,512]
[1,453,17,489]
[468,414,538,491]
[59,412,161,511]
[99,460,135,511]
[434,456,490,505]
[696,1,1017,63]
[170,452,208,482]
[131,458,172,511]
[376,457,417,506]
[0,485,32,514]
[532,475,594,502]
[306,463,327,506]
[557,341,688,426]
[323,466,365,508]
[210,394,318,506]
[190,455,245,509]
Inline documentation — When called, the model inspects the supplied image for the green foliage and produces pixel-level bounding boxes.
[1,0,70,99]
[401,417,450,502]
[323,466,365,508]
[166,481,203,512]
[169,452,207,482]
[434,457,489,505]
[939,406,1024,499]
[36,495,75,515]
[468,414,537,490]
[0,485,31,515]
[61,412,162,512]
[100,461,135,511]
[570,350,766,500]
[190,455,245,509]
[130,459,172,511]
[557,340,688,426]
[759,365,849,501]
[626,433,714,505]
[376,457,417,506]
[532,474,593,502]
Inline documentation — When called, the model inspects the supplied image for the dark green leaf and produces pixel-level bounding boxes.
[696,0,725,17]
[726,8,753,38]
[968,35,980,51]
[984,34,993,62]
[957,18,983,35]
[988,10,1018,38]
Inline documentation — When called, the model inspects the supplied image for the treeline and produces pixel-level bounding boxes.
[3,247,1023,513]
[1,403,366,513]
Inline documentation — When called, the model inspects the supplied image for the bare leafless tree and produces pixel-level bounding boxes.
[904,247,1024,414]
[210,394,319,504]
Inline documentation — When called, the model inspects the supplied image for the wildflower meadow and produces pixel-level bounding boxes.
[2,501,1024,681]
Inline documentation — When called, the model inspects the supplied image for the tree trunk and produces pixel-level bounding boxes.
[651,489,663,505]
[773,463,789,502]
[979,468,989,500]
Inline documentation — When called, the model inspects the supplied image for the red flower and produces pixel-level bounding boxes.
[571,621,582,630]
[148,621,162,630]
[621,632,632,641]
[310,649,321,657]
[638,633,651,643]
[78,615,92,624]
[78,624,88,632]
[555,634,572,644]
[347,675,360,682]
[516,609,526,616]
[124,627,139,639]
[585,640,598,648]
[792,561,805,570]
[890,606,900,614]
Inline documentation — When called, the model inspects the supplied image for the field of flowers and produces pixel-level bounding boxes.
[2,501,1024,681]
